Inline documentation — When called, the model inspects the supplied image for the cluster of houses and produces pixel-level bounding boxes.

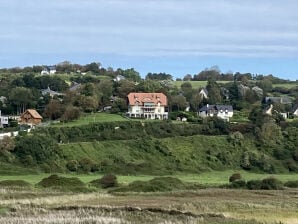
[1,81,298,127]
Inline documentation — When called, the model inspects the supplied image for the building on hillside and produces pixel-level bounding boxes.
[199,104,233,121]
[199,88,208,99]
[127,92,168,120]
[69,82,81,91]
[265,96,292,104]
[0,110,9,128]
[41,87,63,98]
[20,109,42,125]
[40,66,57,75]
[292,104,298,116]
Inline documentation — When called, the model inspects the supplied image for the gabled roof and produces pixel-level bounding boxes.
[22,109,42,119]
[127,92,167,106]
[292,104,298,112]
[265,96,292,104]
[199,104,233,112]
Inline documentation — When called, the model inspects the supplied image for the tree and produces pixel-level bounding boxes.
[146,72,173,80]
[171,95,187,111]
[44,99,65,120]
[116,68,141,82]
[61,106,81,122]
[183,74,192,81]
[9,87,35,114]
[206,78,222,104]
[14,135,59,165]
[0,136,15,152]
[79,95,98,112]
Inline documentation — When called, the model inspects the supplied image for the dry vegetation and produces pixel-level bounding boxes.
[0,187,297,224]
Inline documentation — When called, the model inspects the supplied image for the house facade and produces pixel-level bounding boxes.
[20,109,42,125]
[0,110,9,128]
[199,104,233,121]
[127,92,168,120]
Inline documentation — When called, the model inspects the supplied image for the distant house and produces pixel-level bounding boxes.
[292,104,298,116]
[113,75,125,82]
[265,96,292,104]
[20,109,42,125]
[41,66,56,75]
[69,82,81,91]
[199,88,208,99]
[127,92,168,120]
[0,110,9,128]
[199,104,233,121]
[41,87,63,97]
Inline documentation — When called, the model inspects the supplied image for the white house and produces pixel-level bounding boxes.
[199,88,208,99]
[127,92,168,120]
[0,110,9,128]
[41,66,56,75]
[292,104,298,116]
[199,104,233,121]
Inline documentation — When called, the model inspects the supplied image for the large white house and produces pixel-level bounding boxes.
[199,104,233,121]
[127,92,168,120]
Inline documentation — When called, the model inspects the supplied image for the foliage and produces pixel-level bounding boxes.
[37,174,86,191]
[284,180,298,188]
[229,173,242,182]
[98,174,118,188]
[0,180,31,188]
[230,179,246,189]
[260,177,283,190]
[14,135,60,166]
[61,106,81,122]
[112,177,184,192]
[0,136,15,152]
[246,179,263,190]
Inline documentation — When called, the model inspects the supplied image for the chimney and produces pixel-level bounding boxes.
[207,104,209,108]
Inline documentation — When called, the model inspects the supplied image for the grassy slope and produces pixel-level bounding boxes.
[58,134,284,174]
[173,80,231,88]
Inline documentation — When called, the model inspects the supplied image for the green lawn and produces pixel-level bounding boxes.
[273,83,298,89]
[51,113,128,127]
[1,170,297,186]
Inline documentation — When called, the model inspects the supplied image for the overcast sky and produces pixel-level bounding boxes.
[1,0,298,80]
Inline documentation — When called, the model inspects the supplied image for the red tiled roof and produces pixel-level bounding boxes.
[127,92,167,106]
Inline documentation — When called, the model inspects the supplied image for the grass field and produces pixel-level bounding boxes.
[0,184,297,223]
[0,170,297,186]
[273,83,298,89]
[51,112,128,127]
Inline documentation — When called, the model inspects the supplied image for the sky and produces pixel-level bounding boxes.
[1,0,298,80]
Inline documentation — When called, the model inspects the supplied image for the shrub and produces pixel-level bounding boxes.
[284,180,298,188]
[0,180,31,188]
[79,158,96,173]
[261,177,283,190]
[100,174,118,188]
[37,174,86,191]
[112,177,184,192]
[229,173,242,182]
[246,180,263,190]
[66,160,79,172]
[230,180,246,189]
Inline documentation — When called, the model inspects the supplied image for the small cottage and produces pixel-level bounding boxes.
[20,109,42,125]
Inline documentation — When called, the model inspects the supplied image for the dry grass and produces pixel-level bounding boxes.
[0,188,297,223]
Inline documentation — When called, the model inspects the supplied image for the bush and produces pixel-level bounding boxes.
[284,180,298,188]
[112,177,184,192]
[229,173,242,182]
[66,160,79,172]
[230,180,246,189]
[79,158,96,173]
[99,174,118,188]
[246,180,263,190]
[0,180,31,188]
[261,177,283,190]
[37,174,86,191]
